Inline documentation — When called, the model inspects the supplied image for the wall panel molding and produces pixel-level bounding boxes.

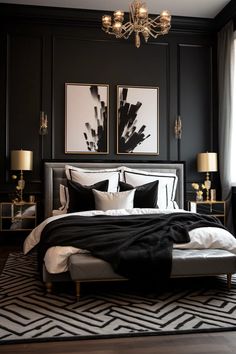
[5,32,45,189]
[177,42,214,194]
[0,4,218,203]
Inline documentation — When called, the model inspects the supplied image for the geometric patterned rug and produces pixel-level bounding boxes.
[1,252,236,345]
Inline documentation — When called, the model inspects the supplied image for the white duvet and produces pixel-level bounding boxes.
[23,208,236,274]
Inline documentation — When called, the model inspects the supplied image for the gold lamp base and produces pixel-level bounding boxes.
[204,172,211,201]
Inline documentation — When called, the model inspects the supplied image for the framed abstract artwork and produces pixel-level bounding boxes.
[65,83,109,154]
[117,85,159,155]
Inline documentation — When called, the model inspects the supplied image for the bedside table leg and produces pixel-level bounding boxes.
[45,281,53,294]
[75,281,80,300]
[227,274,232,290]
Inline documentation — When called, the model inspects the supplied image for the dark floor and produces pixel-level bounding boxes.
[1,243,236,354]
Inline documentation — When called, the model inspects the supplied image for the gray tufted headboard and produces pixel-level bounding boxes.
[44,161,185,219]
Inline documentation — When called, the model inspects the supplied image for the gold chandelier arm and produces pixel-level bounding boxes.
[122,22,133,31]
[146,21,170,38]
[130,2,135,23]
[148,15,161,24]
[123,27,135,39]
[122,22,134,35]
[148,17,170,29]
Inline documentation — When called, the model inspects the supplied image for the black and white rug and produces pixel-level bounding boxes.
[1,252,236,344]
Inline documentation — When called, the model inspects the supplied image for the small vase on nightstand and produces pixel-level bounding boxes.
[196,192,203,202]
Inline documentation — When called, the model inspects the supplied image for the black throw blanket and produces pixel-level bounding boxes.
[38,212,225,282]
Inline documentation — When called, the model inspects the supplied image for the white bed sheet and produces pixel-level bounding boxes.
[23,208,236,274]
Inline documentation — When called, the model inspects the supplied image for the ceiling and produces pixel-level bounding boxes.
[0,0,232,18]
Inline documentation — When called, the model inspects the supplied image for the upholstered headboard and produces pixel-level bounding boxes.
[44,161,185,219]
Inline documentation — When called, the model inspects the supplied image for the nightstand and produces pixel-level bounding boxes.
[188,200,226,225]
[0,202,37,232]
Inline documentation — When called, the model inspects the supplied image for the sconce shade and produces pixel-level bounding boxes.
[11,150,33,171]
[197,152,218,173]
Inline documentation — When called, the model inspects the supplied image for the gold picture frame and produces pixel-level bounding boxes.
[65,83,109,154]
[117,85,159,155]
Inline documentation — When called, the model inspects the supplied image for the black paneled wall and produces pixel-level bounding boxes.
[0,4,217,204]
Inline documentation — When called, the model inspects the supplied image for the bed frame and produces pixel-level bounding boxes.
[42,161,236,299]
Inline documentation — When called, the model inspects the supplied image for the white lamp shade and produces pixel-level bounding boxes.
[11,150,33,171]
[197,152,218,173]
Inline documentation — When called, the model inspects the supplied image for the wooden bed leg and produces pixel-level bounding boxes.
[227,274,232,290]
[75,281,80,300]
[45,281,53,294]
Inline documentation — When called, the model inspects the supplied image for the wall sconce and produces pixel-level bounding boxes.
[11,150,33,203]
[197,152,218,201]
[39,111,48,135]
[175,116,182,139]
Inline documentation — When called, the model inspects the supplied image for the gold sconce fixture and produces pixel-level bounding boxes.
[11,150,33,203]
[39,111,48,135]
[197,152,218,201]
[175,116,182,139]
[102,0,171,48]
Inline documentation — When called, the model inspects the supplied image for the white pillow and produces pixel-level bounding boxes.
[174,227,236,253]
[65,165,120,192]
[122,167,178,210]
[93,189,135,211]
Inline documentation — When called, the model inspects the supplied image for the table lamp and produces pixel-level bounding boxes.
[197,152,218,201]
[11,150,33,203]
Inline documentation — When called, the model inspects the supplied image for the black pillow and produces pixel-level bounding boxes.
[67,179,109,212]
[119,180,159,208]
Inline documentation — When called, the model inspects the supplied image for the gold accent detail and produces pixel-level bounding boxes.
[39,111,48,135]
[102,1,171,48]
[174,116,182,139]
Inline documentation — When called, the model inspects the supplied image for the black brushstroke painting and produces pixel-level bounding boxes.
[118,87,151,153]
[83,85,107,152]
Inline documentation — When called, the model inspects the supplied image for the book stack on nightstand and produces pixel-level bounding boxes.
[188,200,226,225]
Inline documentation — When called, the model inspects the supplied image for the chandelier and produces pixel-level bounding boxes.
[102,0,171,48]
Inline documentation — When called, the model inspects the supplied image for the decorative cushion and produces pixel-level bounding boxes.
[65,165,120,192]
[119,180,158,208]
[67,179,109,213]
[122,167,178,209]
[92,189,135,211]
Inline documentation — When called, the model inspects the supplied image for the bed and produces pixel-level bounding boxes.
[23,161,236,299]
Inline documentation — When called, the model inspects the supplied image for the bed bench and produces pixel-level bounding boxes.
[43,249,236,299]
